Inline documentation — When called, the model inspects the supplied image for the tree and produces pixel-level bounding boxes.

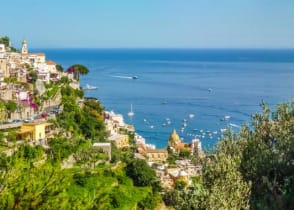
[125,159,161,191]
[0,36,18,52]
[55,64,64,72]
[68,64,89,81]
[0,148,70,209]
[27,70,38,83]
[239,101,294,209]
[163,179,208,210]
[0,36,10,47]
[4,100,17,120]
[201,101,294,209]
[202,153,251,209]
[0,101,7,123]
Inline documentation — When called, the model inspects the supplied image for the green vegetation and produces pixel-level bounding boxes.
[1,42,292,209]
[0,36,18,52]
[68,64,89,81]
[57,86,106,141]
[55,64,64,72]
[0,101,7,124]
[0,82,163,209]
[163,101,294,210]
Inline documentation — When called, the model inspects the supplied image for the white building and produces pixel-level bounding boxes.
[0,44,6,59]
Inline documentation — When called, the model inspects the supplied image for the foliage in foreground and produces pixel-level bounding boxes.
[0,144,158,209]
[164,101,294,210]
[0,83,162,209]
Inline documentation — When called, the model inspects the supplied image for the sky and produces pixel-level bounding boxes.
[1,0,294,49]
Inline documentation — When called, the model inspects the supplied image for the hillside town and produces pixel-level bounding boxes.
[0,39,205,190]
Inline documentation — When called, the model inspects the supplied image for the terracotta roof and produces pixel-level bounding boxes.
[46,60,56,65]
[176,143,188,150]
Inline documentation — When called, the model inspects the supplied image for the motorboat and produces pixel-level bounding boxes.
[132,76,138,79]
[220,115,231,121]
[83,84,98,90]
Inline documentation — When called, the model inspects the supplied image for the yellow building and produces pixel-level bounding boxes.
[17,121,54,145]
[108,133,129,148]
[146,148,168,162]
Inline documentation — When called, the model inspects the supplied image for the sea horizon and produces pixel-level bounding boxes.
[34,48,294,149]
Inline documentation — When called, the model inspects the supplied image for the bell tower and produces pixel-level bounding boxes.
[21,39,28,54]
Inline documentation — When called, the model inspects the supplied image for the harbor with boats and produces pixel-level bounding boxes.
[45,48,294,149]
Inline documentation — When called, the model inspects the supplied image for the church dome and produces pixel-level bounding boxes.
[168,129,181,147]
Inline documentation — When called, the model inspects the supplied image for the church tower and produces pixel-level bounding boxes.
[168,129,181,148]
[21,39,28,54]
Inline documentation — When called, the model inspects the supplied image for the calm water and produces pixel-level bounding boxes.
[33,49,294,149]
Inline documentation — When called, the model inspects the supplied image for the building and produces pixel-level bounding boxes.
[0,44,6,59]
[16,121,54,145]
[167,168,189,186]
[0,58,9,82]
[145,148,168,162]
[108,133,129,148]
[46,60,60,81]
[191,138,204,157]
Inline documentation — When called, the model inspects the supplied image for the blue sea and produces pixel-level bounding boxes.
[33,49,294,149]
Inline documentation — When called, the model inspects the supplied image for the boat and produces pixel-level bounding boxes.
[83,84,97,90]
[224,115,231,120]
[132,76,138,80]
[220,115,231,121]
[127,104,134,117]
[189,114,195,119]
[220,128,228,133]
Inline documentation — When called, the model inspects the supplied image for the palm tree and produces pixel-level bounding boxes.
[68,64,89,81]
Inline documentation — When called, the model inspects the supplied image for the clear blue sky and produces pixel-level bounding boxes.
[1,0,294,48]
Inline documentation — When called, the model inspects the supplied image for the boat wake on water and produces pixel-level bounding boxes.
[111,75,138,80]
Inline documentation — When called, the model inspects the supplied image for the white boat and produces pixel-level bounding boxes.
[189,114,195,119]
[220,115,231,121]
[220,128,228,133]
[127,104,134,117]
[224,115,231,120]
[83,84,97,90]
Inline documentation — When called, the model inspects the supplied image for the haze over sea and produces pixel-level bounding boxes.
[34,49,294,149]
